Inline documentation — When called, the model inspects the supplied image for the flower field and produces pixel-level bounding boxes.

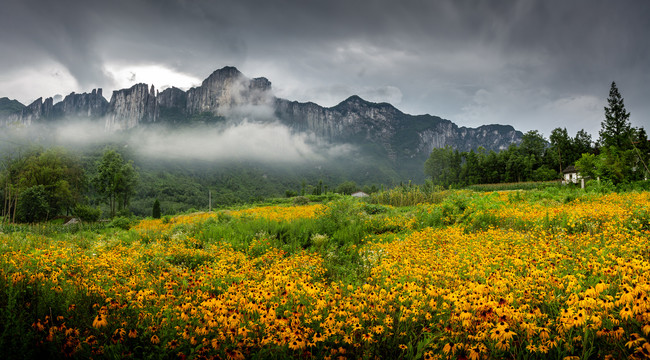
[1,190,649,359]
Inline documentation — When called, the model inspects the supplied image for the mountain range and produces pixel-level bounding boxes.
[0,66,522,180]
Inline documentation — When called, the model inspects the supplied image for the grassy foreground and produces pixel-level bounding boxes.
[1,189,650,359]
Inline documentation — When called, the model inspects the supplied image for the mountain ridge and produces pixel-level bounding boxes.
[0,66,523,170]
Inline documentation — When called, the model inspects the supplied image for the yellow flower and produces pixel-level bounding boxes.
[92,315,108,328]
[442,342,455,355]
[495,339,510,351]
[151,335,160,344]
[361,333,373,343]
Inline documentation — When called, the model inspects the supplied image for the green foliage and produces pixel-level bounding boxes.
[423,145,461,187]
[335,180,358,195]
[368,182,450,207]
[93,148,138,218]
[599,81,634,150]
[152,199,161,219]
[16,185,50,223]
[108,216,134,230]
[72,204,101,222]
[1,147,86,223]
[291,196,309,206]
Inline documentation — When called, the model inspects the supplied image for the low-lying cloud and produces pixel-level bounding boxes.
[133,120,354,163]
[3,116,355,165]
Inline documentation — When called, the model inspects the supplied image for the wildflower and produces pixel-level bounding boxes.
[442,342,455,355]
[128,329,138,338]
[495,339,510,351]
[92,315,108,328]
[361,333,373,342]
[151,335,160,344]
[620,306,633,320]
[288,340,302,350]
[399,344,407,350]
[32,320,45,332]
[625,333,645,348]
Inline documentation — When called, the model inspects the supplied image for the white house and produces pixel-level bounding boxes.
[562,165,583,186]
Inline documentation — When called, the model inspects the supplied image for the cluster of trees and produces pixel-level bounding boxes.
[424,82,649,187]
[575,83,649,183]
[1,148,85,223]
[1,147,137,223]
[424,129,592,187]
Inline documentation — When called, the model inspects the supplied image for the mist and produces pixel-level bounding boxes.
[1,115,356,165]
[131,120,354,163]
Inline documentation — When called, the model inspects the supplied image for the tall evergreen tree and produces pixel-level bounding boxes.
[599,82,633,150]
[152,199,161,219]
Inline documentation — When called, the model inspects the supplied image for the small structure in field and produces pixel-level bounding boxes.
[351,191,369,198]
[563,165,585,188]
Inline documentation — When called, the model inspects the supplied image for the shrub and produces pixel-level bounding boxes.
[292,196,310,206]
[108,216,134,230]
[73,204,101,222]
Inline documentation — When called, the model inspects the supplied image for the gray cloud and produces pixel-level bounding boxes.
[1,0,649,138]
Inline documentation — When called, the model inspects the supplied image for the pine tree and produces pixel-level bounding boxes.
[152,199,161,219]
[599,82,633,150]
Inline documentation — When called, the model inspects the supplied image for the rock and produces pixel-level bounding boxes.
[186,66,273,116]
[64,218,81,225]
[53,89,109,119]
[106,83,157,130]
[156,87,187,123]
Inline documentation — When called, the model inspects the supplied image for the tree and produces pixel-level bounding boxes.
[424,146,461,187]
[16,185,50,223]
[94,149,138,218]
[575,153,601,180]
[573,130,593,158]
[335,181,358,195]
[599,82,634,150]
[632,127,650,178]
[548,128,572,173]
[1,147,86,223]
[152,199,161,219]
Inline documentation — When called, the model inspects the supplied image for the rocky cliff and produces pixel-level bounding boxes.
[106,84,157,131]
[185,66,272,116]
[275,95,521,162]
[0,66,522,162]
[54,89,108,119]
[0,89,108,126]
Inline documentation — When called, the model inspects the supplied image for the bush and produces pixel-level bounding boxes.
[108,216,134,230]
[292,196,310,206]
[73,204,101,222]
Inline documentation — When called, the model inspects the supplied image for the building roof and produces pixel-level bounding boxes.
[562,165,578,174]
[351,191,369,197]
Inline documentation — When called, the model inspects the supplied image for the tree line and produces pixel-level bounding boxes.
[1,147,136,223]
[424,82,649,187]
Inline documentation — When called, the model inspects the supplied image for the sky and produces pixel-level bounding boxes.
[1,0,649,139]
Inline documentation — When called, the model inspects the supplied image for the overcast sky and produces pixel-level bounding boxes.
[1,0,648,138]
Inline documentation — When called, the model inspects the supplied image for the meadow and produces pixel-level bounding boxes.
[1,188,649,359]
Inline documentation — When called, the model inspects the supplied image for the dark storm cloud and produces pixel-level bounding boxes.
[1,0,649,137]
